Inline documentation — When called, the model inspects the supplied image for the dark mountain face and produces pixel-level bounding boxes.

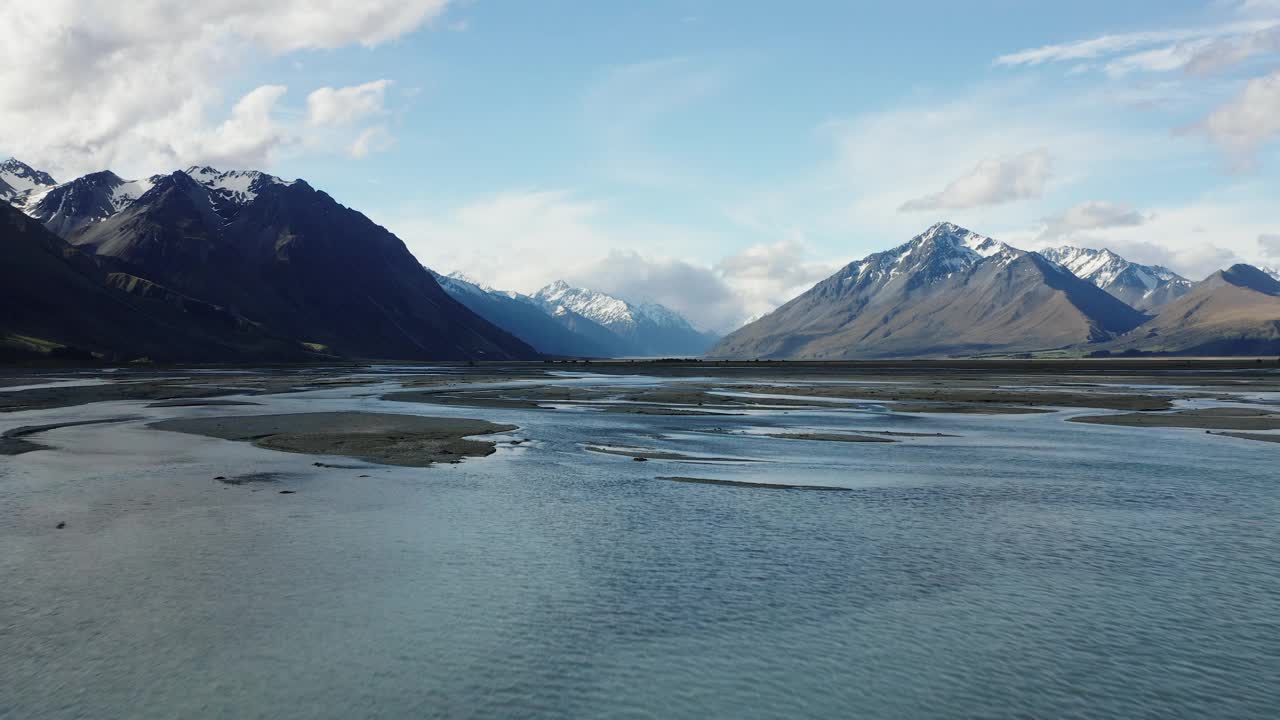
[709,223,1147,359]
[60,169,536,361]
[0,204,312,362]
[1219,264,1280,295]
[21,171,138,237]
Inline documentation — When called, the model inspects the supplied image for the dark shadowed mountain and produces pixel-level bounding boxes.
[0,203,314,362]
[430,271,621,357]
[1102,264,1280,356]
[16,164,536,361]
[1040,246,1192,310]
[17,170,158,237]
[532,281,719,357]
[709,222,1147,359]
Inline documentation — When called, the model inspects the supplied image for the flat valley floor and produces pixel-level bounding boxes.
[2,360,1278,718]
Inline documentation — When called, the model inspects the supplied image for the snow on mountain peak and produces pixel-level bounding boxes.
[534,281,637,330]
[438,270,505,297]
[182,166,294,206]
[843,222,1021,287]
[532,281,702,333]
[0,158,57,200]
[1040,244,1192,309]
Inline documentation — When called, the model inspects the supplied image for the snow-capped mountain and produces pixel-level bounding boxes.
[533,280,718,356]
[839,222,1023,288]
[5,162,535,361]
[183,166,296,214]
[430,271,624,357]
[1040,246,1192,311]
[534,281,644,334]
[1262,266,1280,282]
[12,165,296,236]
[0,158,56,201]
[710,222,1146,359]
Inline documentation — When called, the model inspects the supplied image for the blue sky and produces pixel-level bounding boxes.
[4,1,1280,330]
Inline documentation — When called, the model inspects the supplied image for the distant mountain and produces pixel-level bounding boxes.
[11,164,537,361]
[1103,264,1280,356]
[0,203,314,362]
[0,158,56,202]
[709,222,1147,359]
[15,170,160,237]
[1040,246,1192,310]
[533,280,718,357]
[1263,266,1280,282]
[430,271,620,357]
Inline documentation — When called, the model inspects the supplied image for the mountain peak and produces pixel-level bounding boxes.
[0,158,58,200]
[1218,264,1280,295]
[1040,244,1191,311]
[919,222,1015,258]
[533,280,708,338]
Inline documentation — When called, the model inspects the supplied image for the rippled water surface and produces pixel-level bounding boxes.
[2,368,1279,719]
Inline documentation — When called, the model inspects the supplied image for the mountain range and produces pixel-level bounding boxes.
[431,272,718,357]
[2,160,534,362]
[710,222,1280,359]
[1038,246,1192,310]
[4,157,1278,362]
[1099,264,1280,356]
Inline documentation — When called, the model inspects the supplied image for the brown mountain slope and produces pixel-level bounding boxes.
[708,223,1146,359]
[1103,265,1280,356]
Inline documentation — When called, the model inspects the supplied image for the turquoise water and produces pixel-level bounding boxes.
[1,371,1278,718]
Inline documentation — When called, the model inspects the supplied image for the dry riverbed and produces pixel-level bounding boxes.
[150,412,517,468]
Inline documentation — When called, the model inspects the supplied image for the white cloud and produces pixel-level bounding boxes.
[0,2,449,177]
[899,149,1052,212]
[569,252,741,332]
[184,85,291,168]
[1185,25,1280,75]
[994,20,1277,69]
[382,189,838,332]
[713,239,841,320]
[1006,189,1276,280]
[1197,69,1280,168]
[1037,200,1147,241]
[386,190,616,294]
[569,239,842,331]
[349,126,395,158]
[1259,233,1280,258]
[307,80,393,127]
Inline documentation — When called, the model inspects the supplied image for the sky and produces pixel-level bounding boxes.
[3,1,1280,332]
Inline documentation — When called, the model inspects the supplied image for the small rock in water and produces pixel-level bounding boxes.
[634,457,649,462]
[214,476,227,480]
[56,521,66,529]
[279,490,296,495]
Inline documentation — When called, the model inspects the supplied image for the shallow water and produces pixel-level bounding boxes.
[2,369,1279,719]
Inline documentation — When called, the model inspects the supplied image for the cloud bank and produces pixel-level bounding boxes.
[0,2,448,177]
[899,149,1052,212]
